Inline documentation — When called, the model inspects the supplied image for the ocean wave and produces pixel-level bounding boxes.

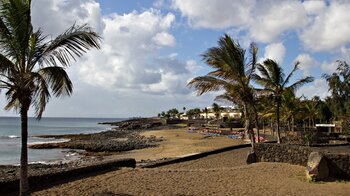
[28,139,70,146]
[8,135,20,138]
[0,135,20,139]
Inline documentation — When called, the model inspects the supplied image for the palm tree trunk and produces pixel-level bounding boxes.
[292,116,295,132]
[287,119,291,132]
[252,104,260,143]
[271,118,274,137]
[20,106,29,196]
[243,104,249,138]
[243,104,254,147]
[263,119,265,138]
[276,101,281,143]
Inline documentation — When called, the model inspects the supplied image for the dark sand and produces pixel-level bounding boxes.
[33,147,350,196]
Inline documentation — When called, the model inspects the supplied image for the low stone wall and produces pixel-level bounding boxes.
[1,158,136,194]
[253,143,350,179]
[326,153,350,178]
[144,143,251,168]
[254,143,312,166]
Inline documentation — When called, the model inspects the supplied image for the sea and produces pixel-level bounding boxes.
[0,117,123,165]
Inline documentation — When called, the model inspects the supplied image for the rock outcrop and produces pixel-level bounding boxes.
[246,151,257,164]
[306,152,329,181]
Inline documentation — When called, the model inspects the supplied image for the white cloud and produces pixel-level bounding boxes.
[32,0,104,36]
[293,54,318,76]
[300,1,350,51]
[173,0,350,52]
[321,61,338,74]
[261,42,286,64]
[173,0,307,42]
[296,78,330,99]
[77,9,190,95]
[302,0,326,15]
[185,60,201,73]
[340,47,350,63]
[152,32,176,47]
[248,1,307,42]
[32,1,191,95]
[22,0,215,118]
[172,0,255,29]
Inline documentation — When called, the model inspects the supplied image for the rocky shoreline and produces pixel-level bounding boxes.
[30,129,161,152]
[0,118,170,191]
[99,117,165,130]
[30,118,169,152]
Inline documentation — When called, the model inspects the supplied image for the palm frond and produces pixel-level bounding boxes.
[255,63,272,82]
[36,24,101,67]
[215,93,241,105]
[0,53,15,73]
[4,86,20,111]
[38,66,73,97]
[246,42,258,80]
[288,76,314,92]
[251,73,276,92]
[31,72,50,118]
[282,61,299,88]
[263,59,285,85]
[187,76,229,95]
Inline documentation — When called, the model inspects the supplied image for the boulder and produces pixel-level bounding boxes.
[246,151,257,164]
[306,152,329,181]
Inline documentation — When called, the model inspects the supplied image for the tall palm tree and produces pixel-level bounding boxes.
[301,98,320,130]
[0,1,101,195]
[187,34,259,144]
[212,102,222,119]
[323,61,350,120]
[253,59,314,143]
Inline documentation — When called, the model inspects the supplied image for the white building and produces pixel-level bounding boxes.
[200,105,241,120]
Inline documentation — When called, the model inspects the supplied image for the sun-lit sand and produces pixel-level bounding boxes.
[30,128,350,195]
[33,147,350,196]
[103,127,246,162]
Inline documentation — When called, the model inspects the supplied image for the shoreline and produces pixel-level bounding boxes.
[0,123,247,188]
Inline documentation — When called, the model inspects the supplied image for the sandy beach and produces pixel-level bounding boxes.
[103,127,246,162]
[30,128,350,196]
[33,147,350,196]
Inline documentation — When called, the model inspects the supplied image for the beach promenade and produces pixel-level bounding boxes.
[31,128,350,196]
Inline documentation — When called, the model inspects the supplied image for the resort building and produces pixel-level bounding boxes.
[199,106,242,120]
[315,121,342,133]
[179,105,242,120]
[180,113,189,120]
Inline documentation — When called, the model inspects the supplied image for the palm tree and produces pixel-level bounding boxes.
[323,61,350,120]
[0,1,101,195]
[301,97,320,130]
[253,59,314,143]
[204,107,208,119]
[187,34,259,144]
[212,103,222,119]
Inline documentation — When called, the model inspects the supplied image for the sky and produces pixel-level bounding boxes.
[1,0,350,118]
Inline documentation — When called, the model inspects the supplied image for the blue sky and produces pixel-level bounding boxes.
[1,0,350,118]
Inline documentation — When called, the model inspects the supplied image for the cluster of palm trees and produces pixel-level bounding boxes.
[188,34,314,144]
[0,1,101,195]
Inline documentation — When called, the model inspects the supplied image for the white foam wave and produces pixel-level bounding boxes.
[28,139,70,146]
[7,135,20,139]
